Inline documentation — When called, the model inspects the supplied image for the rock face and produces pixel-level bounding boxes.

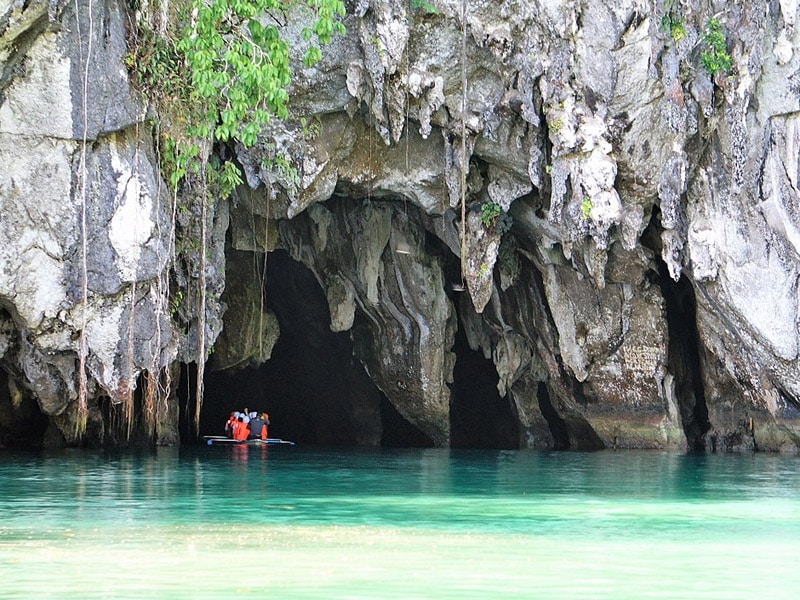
[0,0,206,445]
[2,0,800,451]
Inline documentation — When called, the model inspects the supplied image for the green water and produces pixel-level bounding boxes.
[1,447,798,599]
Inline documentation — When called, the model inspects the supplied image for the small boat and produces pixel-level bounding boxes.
[203,435,295,446]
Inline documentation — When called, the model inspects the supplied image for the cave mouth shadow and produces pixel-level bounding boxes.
[196,199,524,450]
[197,248,436,447]
[448,316,520,450]
[431,232,521,451]
[641,207,710,451]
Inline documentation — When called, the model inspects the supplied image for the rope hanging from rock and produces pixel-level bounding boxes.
[459,0,467,283]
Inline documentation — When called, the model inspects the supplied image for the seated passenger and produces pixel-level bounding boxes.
[232,416,249,441]
[225,412,238,438]
[247,414,266,440]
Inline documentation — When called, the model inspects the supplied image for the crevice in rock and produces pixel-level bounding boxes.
[0,368,50,448]
[560,379,606,451]
[777,387,800,416]
[0,305,51,447]
[0,8,50,103]
[444,265,519,449]
[448,319,519,449]
[641,207,710,451]
[536,382,570,450]
[97,383,142,446]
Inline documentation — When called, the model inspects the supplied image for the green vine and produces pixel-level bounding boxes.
[411,0,438,15]
[580,197,592,221]
[127,0,346,192]
[700,18,731,78]
[125,0,346,435]
[479,201,501,228]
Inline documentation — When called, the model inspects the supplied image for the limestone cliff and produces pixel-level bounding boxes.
[2,0,800,451]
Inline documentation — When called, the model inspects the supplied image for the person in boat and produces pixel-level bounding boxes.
[232,414,249,441]
[261,413,270,438]
[224,412,238,438]
[247,412,269,440]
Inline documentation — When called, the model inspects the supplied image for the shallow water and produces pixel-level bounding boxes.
[1,446,798,598]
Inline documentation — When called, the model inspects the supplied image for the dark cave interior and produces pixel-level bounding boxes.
[641,207,710,451]
[197,241,518,449]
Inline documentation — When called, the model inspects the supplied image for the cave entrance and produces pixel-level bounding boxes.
[0,367,49,448]
[424,232,520,450]
[448,311,520,449]
[199,248,433,447]
[641,208,710,450]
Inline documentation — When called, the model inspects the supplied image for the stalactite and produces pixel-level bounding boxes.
[150,118,172,442]
[144,368,157,434]
[404,0,410,175]
[194,160,208,436]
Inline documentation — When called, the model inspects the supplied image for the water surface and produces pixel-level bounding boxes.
[1,447,798,598]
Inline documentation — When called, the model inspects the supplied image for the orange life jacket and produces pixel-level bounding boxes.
[232,420,249,441]
[262,413,269,440]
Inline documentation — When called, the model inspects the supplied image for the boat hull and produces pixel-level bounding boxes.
[203,436,295,446]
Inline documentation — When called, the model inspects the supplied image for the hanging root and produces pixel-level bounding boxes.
[74,0,95,438]
[459,0,468,283]
[144,369,158,436]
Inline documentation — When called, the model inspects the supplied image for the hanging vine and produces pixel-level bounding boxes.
[74,0,95,436]
[126,0,347,436]
[258,185,271,359]
[459,0,468,283]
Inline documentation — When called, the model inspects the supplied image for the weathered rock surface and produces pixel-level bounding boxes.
[0,0,203,445]
[2,0,800,451]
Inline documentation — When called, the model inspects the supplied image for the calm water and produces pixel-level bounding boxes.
[1,446,798,599]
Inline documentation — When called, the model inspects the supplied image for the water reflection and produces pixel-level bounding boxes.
[1,447,799,529]
[1,447,800,598]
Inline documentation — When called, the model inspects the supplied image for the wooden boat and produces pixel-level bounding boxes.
[203,435,295,446]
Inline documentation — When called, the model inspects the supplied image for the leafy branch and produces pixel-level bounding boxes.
[700,17,731,78]
[127,0,347,191]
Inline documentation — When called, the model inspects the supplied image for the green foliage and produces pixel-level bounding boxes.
[261,152,301,192]
[659,0,685,42]
[667,19,685,41]
[479,201,502,228]
[161,137,204,190]
[127,0,346,193]
[580,197,592,221]
[176,0,293,148]
[700,18,731,78]
[300,116,321,140]
[477,201,513,234]
[207,156,244,200]
[301,0,347,66]
[369,35,385,60]
[411,0,438,15]
[169,289,185,317]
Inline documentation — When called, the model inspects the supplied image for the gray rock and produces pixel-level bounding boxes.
[3,0,800,451]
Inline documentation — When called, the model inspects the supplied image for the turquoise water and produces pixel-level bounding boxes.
[1,447,798,599]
